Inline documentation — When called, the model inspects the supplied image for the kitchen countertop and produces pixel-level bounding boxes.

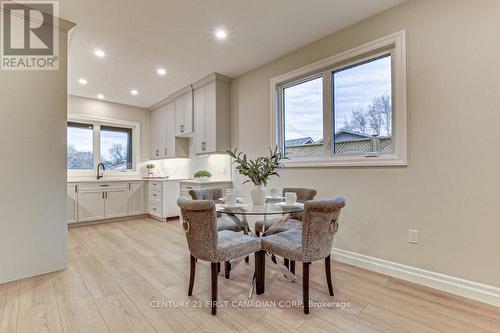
[67,177,232,183]
[179,179,232,184]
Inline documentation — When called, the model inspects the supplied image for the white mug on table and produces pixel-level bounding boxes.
[284,192,297,206]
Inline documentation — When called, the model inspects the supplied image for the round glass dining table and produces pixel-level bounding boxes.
[215,201,305,298]
[216,201,304,215]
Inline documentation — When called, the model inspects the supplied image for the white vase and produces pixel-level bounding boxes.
[250,185,267,205]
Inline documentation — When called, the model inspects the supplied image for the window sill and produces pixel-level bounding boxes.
[282,154,407,168]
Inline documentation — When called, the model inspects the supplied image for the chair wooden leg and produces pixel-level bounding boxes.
[211,263,218,315]
[290,260,295,275]
[217,262,221,273]
[224,261,231,279]
[245,256,249,263]
[303,262,310,314]
[325,255,334,296]
[188,255,196,296]
[255,251,266,294]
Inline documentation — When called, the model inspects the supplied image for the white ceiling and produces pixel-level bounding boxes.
[61,0,406,108]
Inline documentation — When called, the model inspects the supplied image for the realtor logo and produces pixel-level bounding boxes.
[1,0,59,70]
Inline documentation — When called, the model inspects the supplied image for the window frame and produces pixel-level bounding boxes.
[67,121,95,170]
[270,30,407,167]
[67,114,140,175]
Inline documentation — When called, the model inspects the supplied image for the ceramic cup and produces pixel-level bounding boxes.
[270,188,280,198]
[284,192,297,206]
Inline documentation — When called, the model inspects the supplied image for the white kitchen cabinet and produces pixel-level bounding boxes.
[150,101,188,160]
[147,180,180,221]
[166,102,189,158]
[193,73,232,155]
[150,107,163,160]
[175,90,193,136]
[77,189,106,222]
[67,184,78,224]
[71,181,145,224]
[105,186,129,219]
[128,181,145,215]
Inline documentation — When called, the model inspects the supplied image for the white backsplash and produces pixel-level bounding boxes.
[143,154,232,180]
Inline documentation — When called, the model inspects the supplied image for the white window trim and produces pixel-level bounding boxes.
[67,114,141,176]
[270,30,407,167]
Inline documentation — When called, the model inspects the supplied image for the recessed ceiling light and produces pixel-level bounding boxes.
[94,49,106,58]
[215,28,227,40]
[97,94,104,99]
[157,68,167,76]
[78,78,87,85]
[130,89,138,96]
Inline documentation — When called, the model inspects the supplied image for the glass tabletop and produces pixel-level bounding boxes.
[216,202,304,215]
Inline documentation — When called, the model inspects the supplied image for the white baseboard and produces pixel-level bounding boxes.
[332,248,500,307]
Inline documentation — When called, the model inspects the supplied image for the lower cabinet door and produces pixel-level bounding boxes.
[67,184,78,224]
[105,189,129,219]
[77,191,105,222]
[128,182,145,216]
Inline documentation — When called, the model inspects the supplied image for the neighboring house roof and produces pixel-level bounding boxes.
[334,130,374,143]
[284,137,314,147]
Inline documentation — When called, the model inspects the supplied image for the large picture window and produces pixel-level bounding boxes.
[272,31,407,167]
[67,116,139,173]
[333,54,392,155]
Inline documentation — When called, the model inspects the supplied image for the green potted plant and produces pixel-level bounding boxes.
[146,163,155,177]
[227,146,288,205]
[193,170,212,181]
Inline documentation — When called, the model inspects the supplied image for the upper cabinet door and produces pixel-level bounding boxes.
[159,105,169,159]
[150,108,162,159]
[175,91,193,137]
[192,74,232,155]
[166,102,176,158]
[193,85,207,154]
[205,81,217,152]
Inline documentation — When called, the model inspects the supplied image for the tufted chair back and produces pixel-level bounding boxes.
[301,197,346,262]
[189,188,224,201]
[177,198,218,262]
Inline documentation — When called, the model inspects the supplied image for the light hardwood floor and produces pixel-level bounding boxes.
[1,217,499,333]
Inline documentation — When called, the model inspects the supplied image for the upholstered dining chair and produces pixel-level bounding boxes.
[255,187,317,273]
[255,187,317,235]
[259,197,346,314]
[177,198,261,315]
[189,188,243,232]
[189,188,248,277]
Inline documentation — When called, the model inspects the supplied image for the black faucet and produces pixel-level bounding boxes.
[97,163,105,180]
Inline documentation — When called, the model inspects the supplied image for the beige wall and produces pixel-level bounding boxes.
[68,95,151,165]
[231,0,500,287]
[0,33,69,283]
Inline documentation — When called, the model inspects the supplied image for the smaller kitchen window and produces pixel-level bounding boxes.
[67,116,139,173]
[100,126,133,170]
[67,122,94,169]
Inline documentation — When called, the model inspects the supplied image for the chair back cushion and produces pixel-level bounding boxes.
[302,197,346,262]
[188,188,223,201]
[177,198,218,261]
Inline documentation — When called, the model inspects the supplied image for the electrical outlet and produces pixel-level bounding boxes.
[408,230,418,244]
